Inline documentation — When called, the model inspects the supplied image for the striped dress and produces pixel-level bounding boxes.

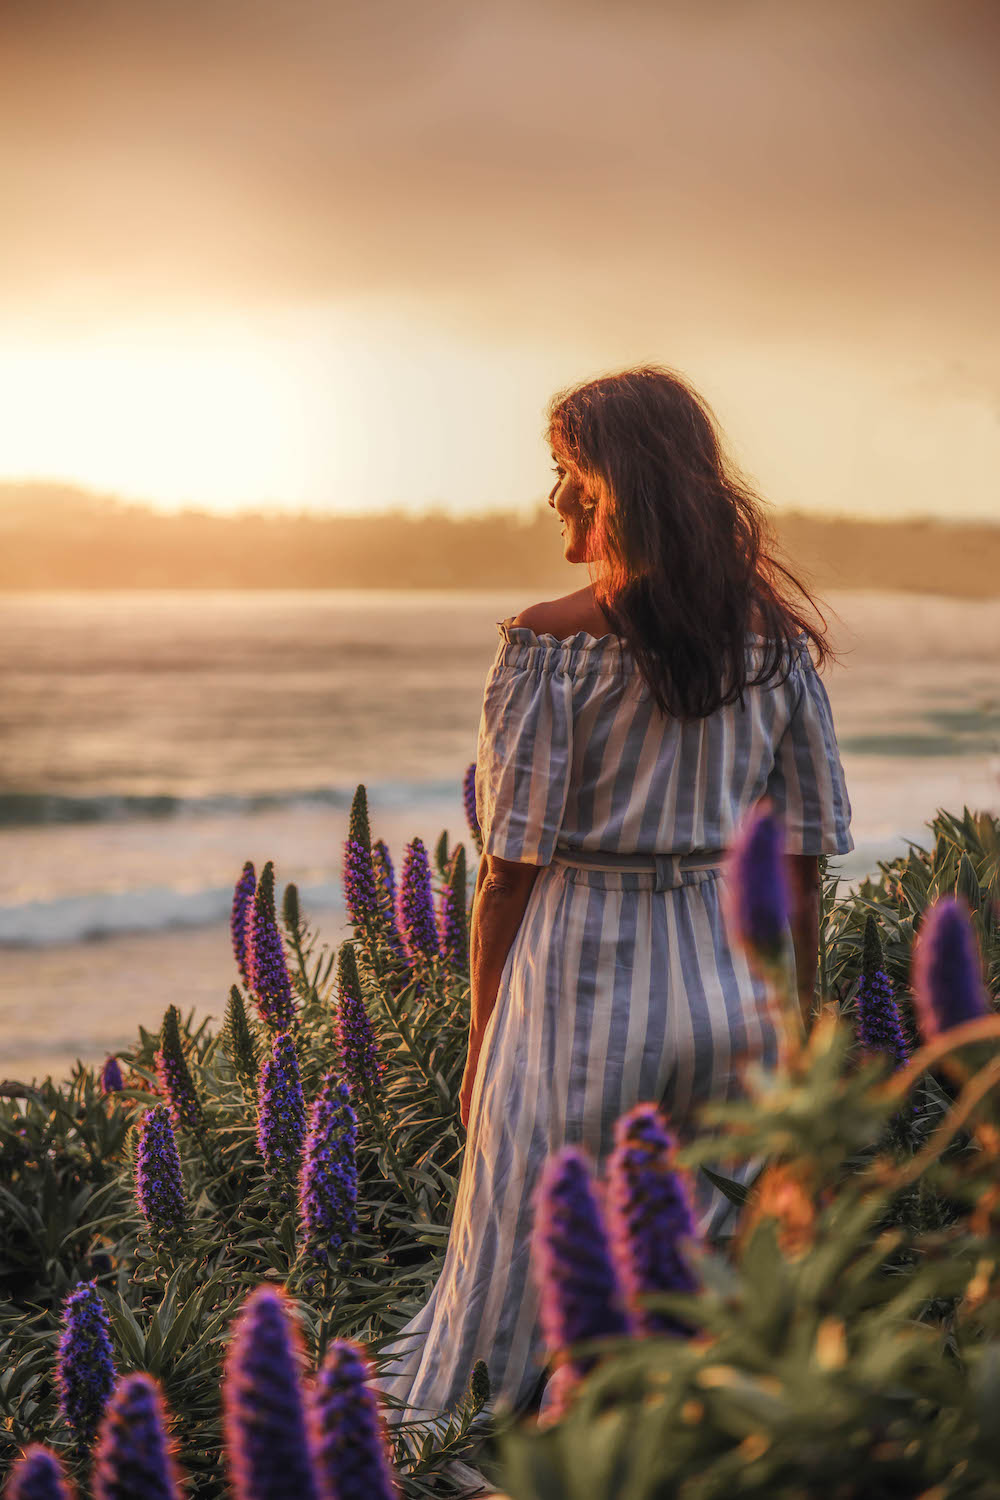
[371,617,854,1434]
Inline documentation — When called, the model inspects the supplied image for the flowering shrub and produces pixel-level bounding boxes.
[0,792,997,1500]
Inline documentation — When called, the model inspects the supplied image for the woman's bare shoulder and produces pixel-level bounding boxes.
[511,586,609,641]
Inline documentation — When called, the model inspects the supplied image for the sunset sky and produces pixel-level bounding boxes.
[1,0,997,520]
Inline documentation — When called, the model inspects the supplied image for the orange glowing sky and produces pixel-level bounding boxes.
[1,0,997,519]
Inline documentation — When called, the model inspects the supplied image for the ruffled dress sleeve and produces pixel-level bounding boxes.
[764,640,855,856]
[473,624,575,866]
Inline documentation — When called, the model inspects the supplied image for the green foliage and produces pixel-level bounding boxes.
[491,809,1000,1500]
[3,805,999,1500]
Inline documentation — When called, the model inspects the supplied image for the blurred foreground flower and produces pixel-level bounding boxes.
[532,1147,631,1418]
[6,1447,73,1500]
[742,1159,817,1260]
[722,800,789,965]
[912,895,990,1040]
[257,1032,306,1180]
[223,1286,320,1500]
[309,1340,400,1500]
[855,913,909,1070]
[231,861,256,988]
[334,944,382,1096]
[397,837,440,964]
[56,1281,116,1450]
[155,1005,203,1132]
[247,862,297,1032]
[135,1105,186,1238]
[93,1372,183,1500]
[100,1056,123,1095]
[604,1104,698,1337]
[298,1073,359,1261]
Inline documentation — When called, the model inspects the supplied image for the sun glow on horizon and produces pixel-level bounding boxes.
[0,302,998,524]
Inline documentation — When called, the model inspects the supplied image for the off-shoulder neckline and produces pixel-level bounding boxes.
[496,617,800,651]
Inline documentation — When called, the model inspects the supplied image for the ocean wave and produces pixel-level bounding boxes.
[0,779,461,829]
[0,879,346,948]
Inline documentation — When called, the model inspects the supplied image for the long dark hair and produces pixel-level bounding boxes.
[546,364,838,720]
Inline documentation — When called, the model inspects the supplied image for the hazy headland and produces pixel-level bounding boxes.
[3,482,998,596]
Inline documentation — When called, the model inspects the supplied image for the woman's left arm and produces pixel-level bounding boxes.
[459,853,541,1128]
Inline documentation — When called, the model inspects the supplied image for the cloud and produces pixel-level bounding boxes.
[0,0,996,354]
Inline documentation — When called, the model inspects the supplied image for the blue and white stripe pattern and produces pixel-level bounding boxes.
[371,619,853,1433]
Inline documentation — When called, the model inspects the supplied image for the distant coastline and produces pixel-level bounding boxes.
[3,481,998,597]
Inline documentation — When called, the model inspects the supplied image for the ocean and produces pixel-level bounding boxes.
[2,587,998,1084]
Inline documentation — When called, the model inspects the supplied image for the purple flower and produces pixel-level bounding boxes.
[463,762,483,855]
[56,1281,116,1450]
[6,1447,73,1500]
[154,1005,203,1131]
[342,786,379,926]
[135,1105,186,1237]
[372,840,395,904]
[343,839,379,926]
[298,1074,359,1262]
[334,945,382,1096]
[912,895,990,1041]
[93,1372,184,1500]
[247,862,297,1032]
[532,1147,631,1393]
[372,840,406,954]
[722,800,790,963]
[856,970,910,1070]
[232,861,256,988]
[309,1340,400,1500]
[438,845,469,972]
[856,916,909,1070]
[222,1285,321,1500]
[257,1033,307,1179]
[604,1104,698,1338]
[396,838,440,964]
[100,1056,124,1095]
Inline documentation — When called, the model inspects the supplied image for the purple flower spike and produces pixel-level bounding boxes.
[438,845,469,972]
[135,1106,186,1237]
[604,1104,698,1338]
[231,861,256,987]
[6,1446,74,1500]
[723,800,790,963]
[298,1074,359,1262]
[372,840,395,904]
[372,841,406,954]
[310,1340,400,1500]
[856,915,909,1070]
[93,1373,183,1500]
[100,1056,124,1095]
[154,1005,203,1132]
[396,838,440,964]
[56,1281,116,1450]
[247,862,297,1032]
[532,1147,631,1389]
[222,1285,321,1500]
[463,762,483,855]
[856,971,910,1070]
[343,839,379,926]
[257,1033,307,1179]
[912,895,990,1041]
[334,945,382,1096]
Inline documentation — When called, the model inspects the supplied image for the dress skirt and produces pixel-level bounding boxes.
[369,854,781,1433]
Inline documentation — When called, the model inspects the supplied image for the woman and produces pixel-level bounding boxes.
[372,364,853,1445]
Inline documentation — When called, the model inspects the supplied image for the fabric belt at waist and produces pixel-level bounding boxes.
[550,847,727,893]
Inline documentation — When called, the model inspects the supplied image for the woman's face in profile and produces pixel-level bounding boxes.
[548,449,595,564]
